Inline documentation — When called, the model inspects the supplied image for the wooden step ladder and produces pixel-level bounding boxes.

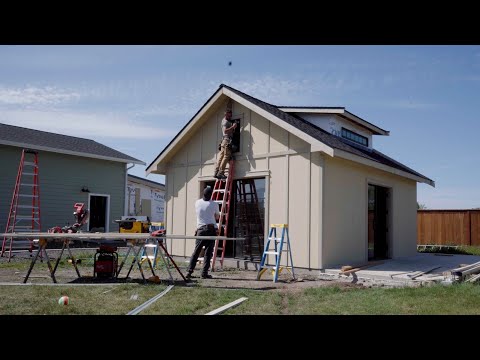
[235,179,264,260]
[257,224,295,283]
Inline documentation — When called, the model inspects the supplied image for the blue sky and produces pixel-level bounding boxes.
[0,45,478,209]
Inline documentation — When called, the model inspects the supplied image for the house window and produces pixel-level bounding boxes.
[341,127,368,147]
[231,118,241,153]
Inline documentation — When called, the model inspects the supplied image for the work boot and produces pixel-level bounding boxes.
[185,271,193,279]
[217,172,227,180]
[201,273,213,279]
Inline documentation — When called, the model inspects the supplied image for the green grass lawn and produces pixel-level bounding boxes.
[418,245,480,256]
[2,282,480,315]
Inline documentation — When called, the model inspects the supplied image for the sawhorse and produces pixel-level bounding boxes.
[23,238,82,283]
[116,239,157,283]
[117,238,187,283]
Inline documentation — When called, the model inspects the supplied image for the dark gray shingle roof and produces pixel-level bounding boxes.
[0,123,143,164]
[221,84,433,183]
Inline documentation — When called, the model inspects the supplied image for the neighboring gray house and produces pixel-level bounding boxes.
[0,123,145,235]
[146,84,435,269]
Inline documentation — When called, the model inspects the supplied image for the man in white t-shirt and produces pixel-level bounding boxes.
[186,186,220,279]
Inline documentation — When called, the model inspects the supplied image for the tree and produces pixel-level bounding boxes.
[417,202,427,210]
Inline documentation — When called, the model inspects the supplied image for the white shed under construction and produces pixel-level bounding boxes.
[146,84,434,269]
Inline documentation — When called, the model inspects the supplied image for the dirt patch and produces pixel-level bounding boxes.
[0,248,367,291]
[185,267,366,291]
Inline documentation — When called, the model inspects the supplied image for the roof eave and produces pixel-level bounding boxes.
[0,140,145,165]
[342,110,389,136]
[145,87,225,175]
[280,107,389,136]
[223,88,334,157]
[333,148,435,187]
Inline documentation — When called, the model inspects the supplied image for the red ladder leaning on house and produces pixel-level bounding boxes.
[1,149,42,261]
[211,158,235,271]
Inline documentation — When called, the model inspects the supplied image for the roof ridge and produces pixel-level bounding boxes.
[0,122,96,143]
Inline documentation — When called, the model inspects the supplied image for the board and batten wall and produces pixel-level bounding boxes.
[0,144,126,233]
[163,97,323,269]
[322,155,417,268]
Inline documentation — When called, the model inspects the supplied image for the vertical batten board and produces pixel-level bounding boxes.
[309,152,322,269]
[183,149,188,254]
[269,122,288,153]
[186,165,201,255]
[284,154,290,267]
[171,166,187,256]
[199,124,204,177]
[320,154,326,269]
[268,156,287,265]
[187,130,202,165]
[250,110,269,156]
[287,153,309,268]
[247,109,253,157]
[307,151,311,269]
[166,168,174,252]
[201,113,218,164]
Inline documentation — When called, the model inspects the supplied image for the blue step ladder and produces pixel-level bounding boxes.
[140,222,164,268]
[256,224,295,283]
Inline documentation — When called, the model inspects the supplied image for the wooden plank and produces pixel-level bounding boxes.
[409,266,441,280]
[340,260,385,275]
[205,297,248,315]
[0,232,244,241]
[127,285,174,315]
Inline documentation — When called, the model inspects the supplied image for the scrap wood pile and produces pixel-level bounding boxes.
[448,261,480,283]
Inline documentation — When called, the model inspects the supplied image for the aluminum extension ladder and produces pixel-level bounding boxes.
[256,224,295,283]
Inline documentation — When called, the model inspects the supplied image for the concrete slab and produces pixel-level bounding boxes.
[324,253,480,283]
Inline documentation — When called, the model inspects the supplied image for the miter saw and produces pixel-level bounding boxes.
[48,203,89,233]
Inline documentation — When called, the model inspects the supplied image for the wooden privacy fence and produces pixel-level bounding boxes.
[417,210,480,246]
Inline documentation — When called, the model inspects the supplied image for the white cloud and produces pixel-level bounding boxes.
[0,86,81,106]
[381,100,438,110]
[0,109,176,140]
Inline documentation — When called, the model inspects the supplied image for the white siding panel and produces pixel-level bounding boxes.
[286,154,310,268]
[201,114,219,164]
[269,123,288,153]
[185,165,201,255]
[251,111,269,155]
[171,167,187,256]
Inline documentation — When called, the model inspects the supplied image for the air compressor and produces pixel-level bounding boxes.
[93,245,118,278]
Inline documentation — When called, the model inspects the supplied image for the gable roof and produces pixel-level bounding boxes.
[146,84,434,187]
[0,123,145,165]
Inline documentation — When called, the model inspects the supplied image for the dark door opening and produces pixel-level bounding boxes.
[89,195,107,232]
[368,185,389,260]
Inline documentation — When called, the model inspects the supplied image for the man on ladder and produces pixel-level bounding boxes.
[214,109,237,180]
